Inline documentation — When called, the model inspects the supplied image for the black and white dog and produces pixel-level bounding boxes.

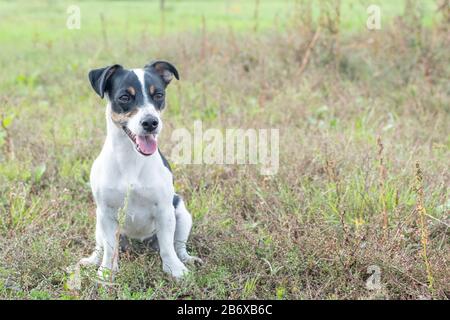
[80,61,201,279]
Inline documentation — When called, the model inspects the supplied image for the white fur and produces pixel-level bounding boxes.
[80,69,200,280]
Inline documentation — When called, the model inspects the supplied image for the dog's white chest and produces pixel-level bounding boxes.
[121,182,159,240]
[91,146,174,240]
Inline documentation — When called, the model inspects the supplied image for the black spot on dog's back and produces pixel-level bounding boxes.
[159,149,172,172]
[159,149,180,209]
[173,194,181,208]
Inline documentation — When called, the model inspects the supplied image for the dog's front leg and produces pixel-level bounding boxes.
[97,207,119,281]
[79,208,104,267]
[156,205,188,279]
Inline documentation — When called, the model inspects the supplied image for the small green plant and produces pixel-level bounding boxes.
[0,113,15,158]
[242,277,259,299]
[276,286,286,300]
[33,164,47,184]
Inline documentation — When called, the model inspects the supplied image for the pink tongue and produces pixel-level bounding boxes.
[136,135,157,155]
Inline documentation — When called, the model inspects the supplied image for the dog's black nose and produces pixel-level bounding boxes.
[141,116,159,132]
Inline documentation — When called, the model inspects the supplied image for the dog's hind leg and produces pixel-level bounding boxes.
[173,195,203,265]
[142,234,160,252]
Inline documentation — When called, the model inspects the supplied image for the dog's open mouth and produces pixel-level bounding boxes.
[122,127,157,156]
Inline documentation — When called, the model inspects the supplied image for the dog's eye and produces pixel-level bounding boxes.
[118,94,130,103]
[153,93,164,101]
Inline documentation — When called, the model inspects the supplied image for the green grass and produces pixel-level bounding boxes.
[0,0,449,299]
[0,0,439,46]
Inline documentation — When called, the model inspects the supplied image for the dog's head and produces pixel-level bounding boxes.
[88,61,179,156]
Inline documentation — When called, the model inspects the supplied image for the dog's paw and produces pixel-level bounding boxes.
[79,256,100,267]
[79,249,102,267]
[97,266,117,283]
[182,255,203,266]
[163,262,189,280]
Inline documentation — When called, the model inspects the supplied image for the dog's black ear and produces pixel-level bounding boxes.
[145,60,179,86]
[88,64,122,98]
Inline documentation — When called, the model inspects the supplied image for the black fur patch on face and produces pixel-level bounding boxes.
[89,63,179,125]
[103,68,167,125]
[106,69,144,118]
[143,70,167,110]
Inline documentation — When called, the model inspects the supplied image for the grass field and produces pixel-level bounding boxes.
[0,0,449,299]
